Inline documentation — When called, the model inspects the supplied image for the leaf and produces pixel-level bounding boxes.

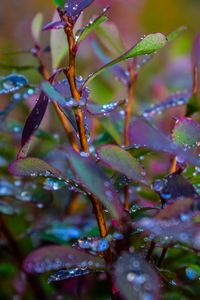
[114,252,161,300]
[65,0,95,23]
[48,268,92,283]
[50,10,68,69]
[87,99,126,115]
[141,91,191,118]
[97,145,148,184]
[172,117,200,148]
[8,157,68,181]
[151,173,199,205]
[137,218,200,250]
[23,245,105,273]
[41,81,79,132]
[156,198,193,220]
[0,74,28,95]
[166,26,187,42]
[75,8,108,44]
[42,20,65,31]
[20,92,49,157]
[31,12,43,44]
[128,117,200,168]
[84,33,167,85]
[68,148,123,219]
[75,237,110,252]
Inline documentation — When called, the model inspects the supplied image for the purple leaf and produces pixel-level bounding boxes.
[192,33,200,67]
[23,245,105,273]
[156,198,194,220]
[128,117,174,153]
[138,218,200,250]
[128,117,200,168]
[97,145,148,184]
[114,252,161,300]
[68,148,124,220]
[65,0,95,23]
[19,71,63,158]
[42,20,65,31]
[151,173,199,205]
[142,91,192,118]
[21,92,48,150]
[87,99,126,116]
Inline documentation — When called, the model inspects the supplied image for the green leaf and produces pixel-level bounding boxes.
[172,117,200,148]
[31,12,43,44]
[68,149,123,219]
[50,11,68,69]
[84,33,167,85]
[76,14,108,44]
[167,25,187,42]
[54,0,65,7]
[8,157,69,181]
[97,145,148,184]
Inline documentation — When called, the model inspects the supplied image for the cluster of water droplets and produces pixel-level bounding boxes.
[141,91,190,118]
[0,74,28,95]
[48,267,91,284]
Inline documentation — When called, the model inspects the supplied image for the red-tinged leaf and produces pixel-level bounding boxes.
[172,117,200,148]
[142,91,192,118]
[137,218,200,250]
[128,117,200,168]
[97,145,148,184]
[114,252,161,300]
[156,198,193,220]
[87,99,126,116]
[192,33,200,67]
[23,245,105,273]
[20,92,49,153]
[8,157,68,181]
[42,20,65,31]
[68,148,124,220]
[65,0,95,23]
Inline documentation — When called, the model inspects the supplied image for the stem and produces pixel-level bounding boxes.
[123,68,136,210]
[146,241,156,261]
[193,65,199,96]
[124,68,135,147]
[60,15,108,239]
[157,247,168,268]
[33,46,79,151]
[64,19,89,154]
[0,215,47,299]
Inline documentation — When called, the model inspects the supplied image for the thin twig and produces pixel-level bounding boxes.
[157,247,168,268]
[146,241,156,261]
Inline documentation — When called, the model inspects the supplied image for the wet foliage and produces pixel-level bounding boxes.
[1,0,200,299]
